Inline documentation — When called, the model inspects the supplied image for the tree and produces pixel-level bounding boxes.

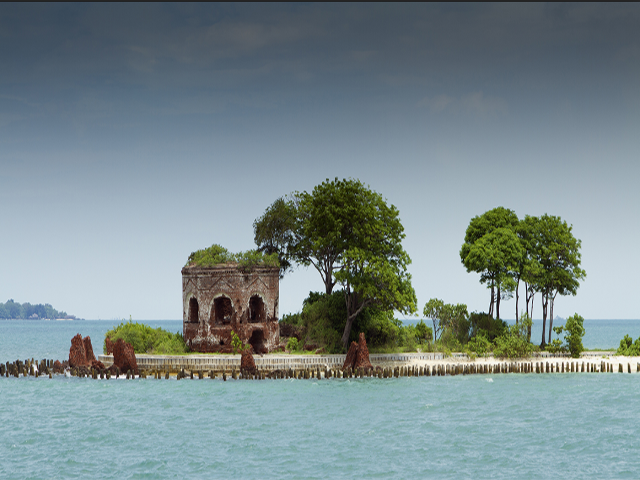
[330,181,417,348]
[256,178,417,350]
[291,179,374,295]
[423,298,446,341]
[460,225,523,320]
[528,215,586,346]
[423,298,469,344]
[253,196,298,278]
[460,207,521,319]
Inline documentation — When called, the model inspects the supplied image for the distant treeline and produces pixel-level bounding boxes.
[0,299,77,320]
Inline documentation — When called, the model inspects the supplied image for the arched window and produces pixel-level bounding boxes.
[249,295,265,323]
[188,297,199,324]
[214,296,233,325]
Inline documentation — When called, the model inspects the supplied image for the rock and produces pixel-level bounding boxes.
[105,337,114,355]
[355,333,373,370]
[68,334,99,368]
[53,360,64,374]
[240,349,256,374]
[83,336,97,363]
[91,359,105,371]
[69,334,91,368]
[112,338,138,374]
[343,341,359,370]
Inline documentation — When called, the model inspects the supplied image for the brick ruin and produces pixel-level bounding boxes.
[182,264,280,353]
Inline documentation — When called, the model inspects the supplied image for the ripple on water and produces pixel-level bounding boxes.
[2,374,640,479]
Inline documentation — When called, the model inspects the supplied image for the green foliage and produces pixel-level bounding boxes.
[105,318,188,354]
[186,244,279,270]
[460,207,522,319]
[286,337,299,352]
[466,333,492,356]
[423,298,469,343]
[253,196,298,278]
[0,299,74,319]
[283,291,421,353]
[617,334,640,356]
[415,320,433,344]
[493,318,535,359]
[230,330,249,354]
[469,312,507,342]
[564,313,585,358]
[545,325,566,354]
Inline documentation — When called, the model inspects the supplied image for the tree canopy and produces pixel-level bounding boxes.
[254,178,417,349]
[460,207,522,320]
[460,208,585,346]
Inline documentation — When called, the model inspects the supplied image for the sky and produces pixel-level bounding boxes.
[1,4,639,320]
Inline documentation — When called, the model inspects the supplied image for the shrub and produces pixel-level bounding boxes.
[231,330,250,354]
[467,333,491,356]
[564,313,585,358]
[286,337,299,352]
[469,312,507,342]
[415,320,433,344]
[105,318,188,354]
[186,244,279,269]
[617,334,640,356]
[493,318,535,359]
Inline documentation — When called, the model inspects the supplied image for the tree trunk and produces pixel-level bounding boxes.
[528,292,534,342]
[341,315,356,350]
[496,286,501,320]
[489,283,495,318]
[548,295,556,345]
[541,294,548,347]
[515,278,520,324]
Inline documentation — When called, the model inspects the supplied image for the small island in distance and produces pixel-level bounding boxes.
[0,299,83,320]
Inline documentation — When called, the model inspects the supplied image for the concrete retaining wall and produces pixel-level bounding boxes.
[98,352,446,373]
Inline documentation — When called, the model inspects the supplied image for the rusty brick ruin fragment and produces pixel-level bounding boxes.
[356,332,373,370]
[241,350,257,374]
[343,341,359,370]
[182,264,280,353]
[83,336,97,363]
[69,334,92,368]
[105,337,114,355]
[342,333,373,371]
[112,338,138,374]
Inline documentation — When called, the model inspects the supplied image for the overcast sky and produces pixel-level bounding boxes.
[1,4,639,320]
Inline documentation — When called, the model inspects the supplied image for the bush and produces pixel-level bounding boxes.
[617,334,640,356]
[493,319,535,359]
[415,320,433,344]
[469,312,507,342]
[105,319,188,354]
[186,244,279,269]
[564,313,585,358]
[467,333,491,356]
[286,337,299,352]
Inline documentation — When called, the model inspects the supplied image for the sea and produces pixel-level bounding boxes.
[1,319,640,479]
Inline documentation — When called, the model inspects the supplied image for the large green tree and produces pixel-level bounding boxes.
[460,207,522,320]
[255,178,416,350]
[528,214,586,346]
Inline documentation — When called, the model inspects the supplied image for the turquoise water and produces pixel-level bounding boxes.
[2,320,640,478]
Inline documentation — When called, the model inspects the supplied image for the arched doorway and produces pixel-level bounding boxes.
[213,296,233,325]
[249,295,265,323]
[188,297,199,323]
[249,329,266,354]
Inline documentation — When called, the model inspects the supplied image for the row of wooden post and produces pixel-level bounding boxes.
[3,360,638,380]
